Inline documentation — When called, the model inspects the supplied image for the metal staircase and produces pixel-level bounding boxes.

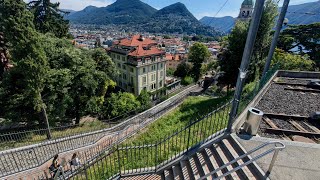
[157,135,284,180]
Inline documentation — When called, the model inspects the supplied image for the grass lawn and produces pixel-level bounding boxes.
[81,94,233,179]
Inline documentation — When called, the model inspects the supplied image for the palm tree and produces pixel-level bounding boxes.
[27,0,69,37]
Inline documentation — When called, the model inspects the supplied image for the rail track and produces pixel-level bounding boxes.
[259,113,320,143]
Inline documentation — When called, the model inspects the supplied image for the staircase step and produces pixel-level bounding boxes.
[188,155,205,179]
[211,144,240,180]
[164,169,174,180]
[195,151,212,180]
[228,135,265,179]
[203,147,225,179]
[221,138,256,180]
[172,165,183,180]
[180,160,194,180]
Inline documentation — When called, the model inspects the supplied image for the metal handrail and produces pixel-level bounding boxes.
[199,141,285,180]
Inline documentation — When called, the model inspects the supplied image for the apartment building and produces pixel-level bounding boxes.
[109,35,166,95]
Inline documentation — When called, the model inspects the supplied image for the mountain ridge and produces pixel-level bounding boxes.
[199,1,320,33]
[66,0,218,36]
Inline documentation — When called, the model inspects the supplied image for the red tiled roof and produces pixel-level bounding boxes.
[129,46,164,57]
[118,35,157,47]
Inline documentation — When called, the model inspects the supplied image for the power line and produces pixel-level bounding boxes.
[206,0,230,28]
[286,11,320,15]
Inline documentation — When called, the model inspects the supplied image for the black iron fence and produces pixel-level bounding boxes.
[0,86,194,178]
[34,101,232,180]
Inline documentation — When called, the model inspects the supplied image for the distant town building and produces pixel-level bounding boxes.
[166,53,187,70]
[109,35,166,95]
[238,0,254,21]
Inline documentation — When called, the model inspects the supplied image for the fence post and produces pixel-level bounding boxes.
[117,145,121,177]
[155,143,158,172]
[186,118,192,152]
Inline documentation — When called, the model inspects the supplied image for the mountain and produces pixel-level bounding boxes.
[199,1,320,34]
[142,2,216,35]
[66,0,218,36]
[66,0,157,25]
[200,16,235,33]
[284,1,320,25]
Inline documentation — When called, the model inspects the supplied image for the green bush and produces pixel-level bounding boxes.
[181,76,194,85]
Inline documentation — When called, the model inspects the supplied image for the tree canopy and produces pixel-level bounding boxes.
[0,0,118,127]
[27,0,69,38]
[278,23,320,68]
[188,42,211,81]
[219,0,278,87]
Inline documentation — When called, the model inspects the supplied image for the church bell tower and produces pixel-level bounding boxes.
[238,0,254,21]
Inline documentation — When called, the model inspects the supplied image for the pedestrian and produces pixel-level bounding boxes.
[70,153,81,167]
[49,154,60,178]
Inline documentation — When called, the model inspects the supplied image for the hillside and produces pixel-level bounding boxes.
[199,1,320,33]
[200,16,235,33]
[66,0,157,25]
[284,1,320,25]
[143,3,216,35]
[66,0,218,36]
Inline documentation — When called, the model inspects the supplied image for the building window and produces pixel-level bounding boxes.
[160,71,163,78]
[159,80,163,87]
[143,67,146,73]
[123,73,127,80]
[152,57,155,62]
[117,55,120,60]
[150,83,156,90]
[160,63,163,69]
[130,68,134,73]
[130,76,134,84]
[142,59,145,64]
[151,65,156,71]
[122,65,126,70]
[117,63,121,68]
[151,74,156,81]
[122,57,125,61]
[142,76,147,85]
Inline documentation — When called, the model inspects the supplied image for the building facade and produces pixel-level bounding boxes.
[238,0,254,20]
[109,35,166,95]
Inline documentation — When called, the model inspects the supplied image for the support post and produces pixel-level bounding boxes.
[261,0,290,81]
[227,0,266,132]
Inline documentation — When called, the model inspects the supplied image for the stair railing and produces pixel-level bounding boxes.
[199,141,285,180]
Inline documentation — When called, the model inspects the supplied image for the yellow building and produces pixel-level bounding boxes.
[109,35,166,95]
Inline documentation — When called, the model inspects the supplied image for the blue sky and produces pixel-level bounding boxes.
[45,0,318,19]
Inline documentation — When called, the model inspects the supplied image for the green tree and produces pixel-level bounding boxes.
[166,68,175,76]
[137,89,151,108]
[189,42,211,81]
[104,92,141,118]
[27,0,69,38]
[0,32,10,79]
[181,76,194,85]
[250,0,278,80]
[272,48,315,71]
[219,21,249,87]
[278,23,320,67]
[219,0,278,87]
[0,0,52,137]
[174,62,192,78]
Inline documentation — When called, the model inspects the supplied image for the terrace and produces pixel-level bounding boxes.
[233,70,320,180]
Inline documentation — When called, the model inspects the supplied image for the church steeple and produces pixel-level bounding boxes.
[238,0,254,20]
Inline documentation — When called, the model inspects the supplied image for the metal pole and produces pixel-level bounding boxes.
[266,148,280,176]
[227,0,266,132]
[261,0,290,81]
